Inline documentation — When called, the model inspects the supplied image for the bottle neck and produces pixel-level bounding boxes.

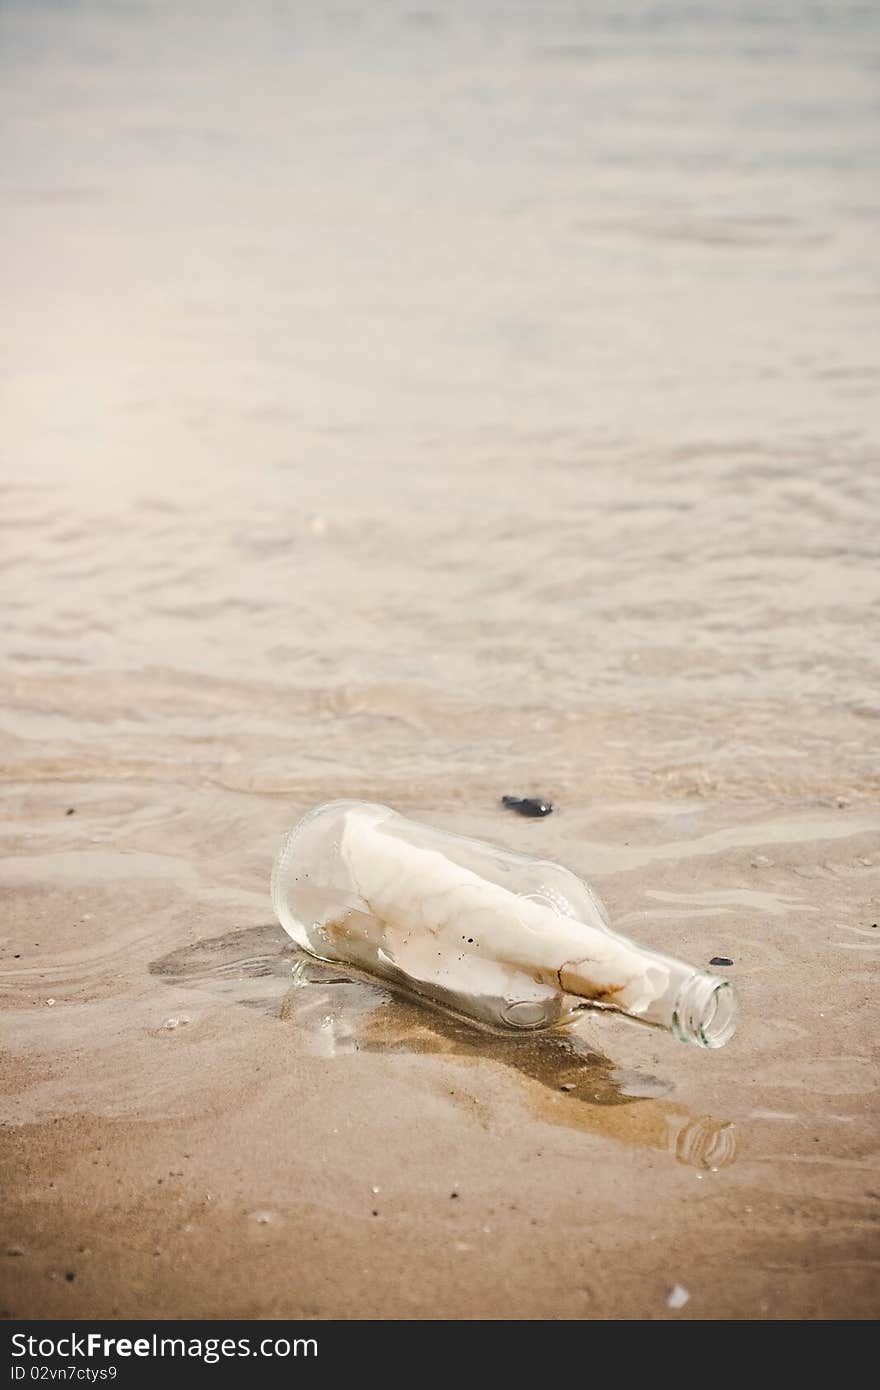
[563,948,737,1049]
[669,971,736,1048]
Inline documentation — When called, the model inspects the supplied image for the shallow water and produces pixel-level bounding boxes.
[1,0,879,1319]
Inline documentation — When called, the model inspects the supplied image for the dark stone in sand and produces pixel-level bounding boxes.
[66,808,75,815]
[502,796,553,817]
[709,956,734,967]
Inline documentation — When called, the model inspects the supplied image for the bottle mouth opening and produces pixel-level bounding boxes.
[673,974,737,1049]
[699,981,737,1047]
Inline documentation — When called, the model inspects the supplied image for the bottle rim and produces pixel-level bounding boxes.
[672,972,737,1049]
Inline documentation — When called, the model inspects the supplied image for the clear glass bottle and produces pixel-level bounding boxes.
[271,800,736,1048]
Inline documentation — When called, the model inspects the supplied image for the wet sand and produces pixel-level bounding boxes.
[2,2,879,1319]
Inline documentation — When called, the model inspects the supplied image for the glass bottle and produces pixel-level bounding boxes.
[271,800,736,1048]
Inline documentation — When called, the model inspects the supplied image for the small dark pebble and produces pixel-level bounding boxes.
[65,1272,75,1283]
[502,796,553,818]
[872,924,878,929]
[709,956,734,967]
[450,1192,458,1199]
[65,808,75,816]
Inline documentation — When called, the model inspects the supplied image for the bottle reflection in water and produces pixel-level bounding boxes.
[280,954,736,1169]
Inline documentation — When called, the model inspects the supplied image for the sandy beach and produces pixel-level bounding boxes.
[2,1,879,1320]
